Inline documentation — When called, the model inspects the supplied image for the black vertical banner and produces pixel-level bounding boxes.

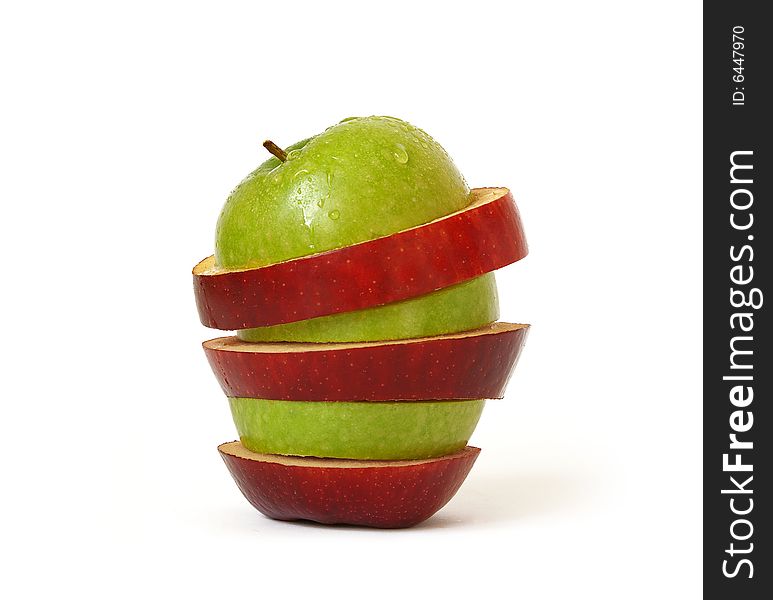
[704,2,771,598]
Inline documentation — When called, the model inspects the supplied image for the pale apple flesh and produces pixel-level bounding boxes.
[229,398,485,460]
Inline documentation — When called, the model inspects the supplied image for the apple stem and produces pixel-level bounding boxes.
[263,140,287,162]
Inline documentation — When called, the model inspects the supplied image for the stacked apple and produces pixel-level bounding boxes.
[193,116,529,528]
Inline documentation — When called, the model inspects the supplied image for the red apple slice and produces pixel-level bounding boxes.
[219,441,480,528]
[194,187,527,330]
[204,322,528,401]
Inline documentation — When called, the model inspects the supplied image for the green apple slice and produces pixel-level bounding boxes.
[216,116,470,270]
[228,397,485,460]
[237,273,498,343]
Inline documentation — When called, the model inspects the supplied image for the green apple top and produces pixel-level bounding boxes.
[215,116,470,269]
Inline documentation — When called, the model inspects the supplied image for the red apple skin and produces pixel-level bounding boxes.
[219,442,481,528]
[193,187,527,330]
[204,323,528,401]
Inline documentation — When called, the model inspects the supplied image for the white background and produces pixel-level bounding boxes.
[0,1,702,598]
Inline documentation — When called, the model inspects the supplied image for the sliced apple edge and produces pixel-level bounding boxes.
[193,187,511,276]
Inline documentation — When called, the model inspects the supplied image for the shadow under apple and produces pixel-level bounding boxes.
[422,469,593,529]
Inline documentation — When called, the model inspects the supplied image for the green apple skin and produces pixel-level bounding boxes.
[228,398,485,460]
[215,116,470,269]
[237,273,498,343]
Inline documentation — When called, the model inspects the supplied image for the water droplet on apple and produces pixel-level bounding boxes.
[328,209,340,220]
[393,144,408,164]
[339,116,358,123]
[286,149,301,160]
[317,171,333,208]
